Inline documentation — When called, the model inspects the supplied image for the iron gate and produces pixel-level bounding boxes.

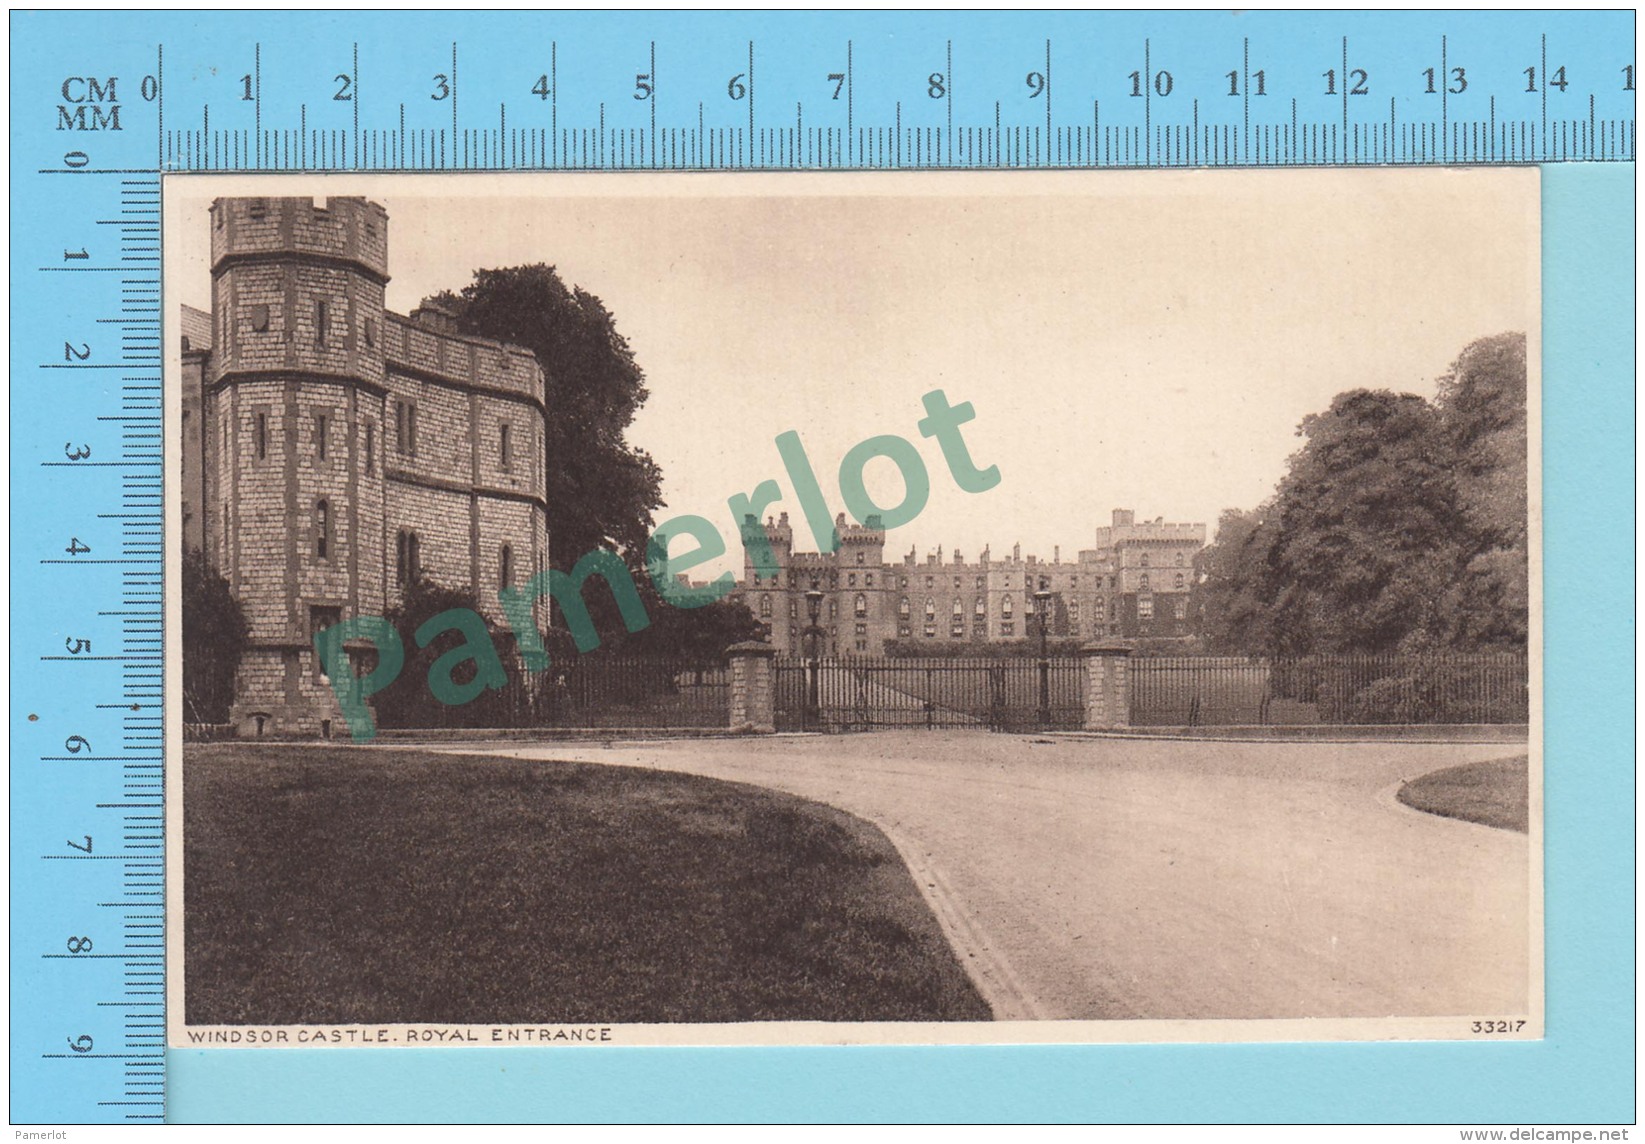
[775,657,1084,732]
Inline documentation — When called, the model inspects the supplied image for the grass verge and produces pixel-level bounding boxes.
[1396,755,1530,833]
[185,744,990,1025]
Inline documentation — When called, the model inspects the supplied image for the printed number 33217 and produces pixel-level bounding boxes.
[1472,1019,1528,1034]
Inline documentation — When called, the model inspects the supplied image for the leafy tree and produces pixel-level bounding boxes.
[375,576,515,729]
[1196,332,1529,657]
[427,267,664,565]
[1196,506,1282,654]
[431,266,778,659]
[1433,333,1529,648]
[181,549,248,723]
[1264,389,1468,654]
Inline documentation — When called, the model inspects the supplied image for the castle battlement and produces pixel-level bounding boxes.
[211,196,389,280]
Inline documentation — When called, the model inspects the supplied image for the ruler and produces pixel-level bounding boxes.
[7,7,1634,1126]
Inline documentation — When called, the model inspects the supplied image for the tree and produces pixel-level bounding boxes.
[428,266,664,565]
[181,549,248,723]
[375,576,515,728]
[1196,332,1529,657]
[1433,333,1529,648]
[1195,506,1281,654]
[1264,389,1468,654]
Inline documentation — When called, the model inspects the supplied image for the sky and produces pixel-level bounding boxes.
[168,169,1538,574]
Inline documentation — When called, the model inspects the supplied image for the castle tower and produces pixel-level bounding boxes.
[207,196,393,737]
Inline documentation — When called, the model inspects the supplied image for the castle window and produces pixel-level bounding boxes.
[364,318,376,347]
[314,499,331,560]
[856,551,865,565]
[500,544,513,590]
[500,423,512,469]
[364,422,375,475]
[898,597,911,617]
[248,198,267,218]
[854,623,867,637]
[315,412,329,461]
[789,600,797,618]
[1069,600,1080,620]
[1094,597,1106,620]
[1175,551,1186,567]
[249,304,269,333]
[759,596,772,619]
[1000,622,1015,636]
[865,573,873,587]
[253,412,268,460]
[1174,572,1186,590]
[309,606,341,679]
[828,601,837,620]
[974,597,985,616]
[976,576,984,588]
[924,597,936,618]
[847,573,856,587]
[953,577,961,590]
[1174,597,1188,620]
[316,300,330,346]
[925,576,933,589]
[1002,594,1014,618]
[854,594,867,617]
[1138,594,1154,621]
[899,576,908,589]
[952,599,963,616]
[395,400,418,456]
[1140,552,1150,568]
[1140,574,1150,592]
[395,530,421,586]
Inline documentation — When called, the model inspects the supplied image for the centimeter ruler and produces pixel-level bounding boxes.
[7,8,1635,1126]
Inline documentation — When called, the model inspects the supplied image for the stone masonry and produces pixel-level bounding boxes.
[182,196,549,736]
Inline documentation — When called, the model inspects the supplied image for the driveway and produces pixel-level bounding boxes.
[428,732,1532,1023]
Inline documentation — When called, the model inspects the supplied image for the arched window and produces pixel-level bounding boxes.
[759,595,773,618]
[952,599,963,616]
[854,593,867,617]
[1094,597,1106,620]
[1069,600,1081,619]
[898,596,911,617]
[1174,572,1186,590]
[314,499,330,559]
[924,597,936,618]
[1140,552,1150,568]
[1175,551,1186,566]
[1002,594,1014,618]
[974,597,985,616]
[500,544,513,589]
[395,529,421,585]
[1140,573,1150,592]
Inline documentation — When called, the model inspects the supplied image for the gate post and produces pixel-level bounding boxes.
[1081,641,1133,730]
[726,641,777,733]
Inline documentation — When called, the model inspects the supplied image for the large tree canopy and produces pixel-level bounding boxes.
[1196,332,1528,656]
[429,265,664,567]
[429,265,759,657]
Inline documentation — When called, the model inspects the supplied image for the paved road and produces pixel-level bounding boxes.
[431,732,1531,1022]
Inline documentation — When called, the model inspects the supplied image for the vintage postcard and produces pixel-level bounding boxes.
[164,169,1541,1049]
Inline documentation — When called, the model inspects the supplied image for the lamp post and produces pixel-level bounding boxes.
[1034,580,1053,728]
[804,586,825,729]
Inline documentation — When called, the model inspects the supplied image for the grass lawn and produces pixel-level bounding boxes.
[1396,756,1530,833]
[185,744,990,1025]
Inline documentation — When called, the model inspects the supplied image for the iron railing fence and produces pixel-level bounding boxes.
[376,658,730,730]
[1128,653,1529,726]
[775,656,1085,732]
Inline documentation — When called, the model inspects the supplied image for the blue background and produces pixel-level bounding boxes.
[9,9,1634,1124]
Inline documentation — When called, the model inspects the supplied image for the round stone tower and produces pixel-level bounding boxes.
[208,196,392,738]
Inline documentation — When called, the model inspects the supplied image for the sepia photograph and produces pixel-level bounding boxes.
[165,169,1540,1047]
